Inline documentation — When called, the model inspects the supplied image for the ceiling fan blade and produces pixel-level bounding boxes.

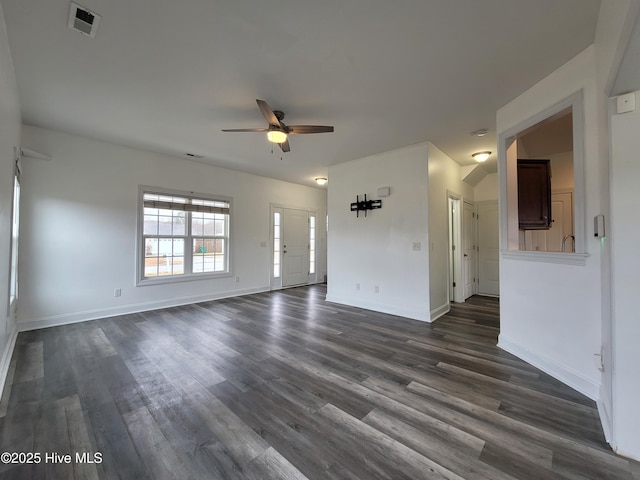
[286,125,334,134]
[221,128,269,132]
[279,138,291,152]
[256,99,282,126]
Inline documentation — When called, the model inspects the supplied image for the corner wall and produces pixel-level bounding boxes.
[326,143,431,321]
[474,173,498,202]
[496,46,603,400]
[0,2,22,390]
[427,144,474,318]
[18,126,327,330]
[609,91,640,460]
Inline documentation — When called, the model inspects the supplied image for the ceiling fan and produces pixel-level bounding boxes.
[222,99,334,152]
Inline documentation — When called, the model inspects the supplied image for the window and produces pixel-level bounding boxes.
[139,187,230,283]
[273,211,281,278]
[8,165,20,311]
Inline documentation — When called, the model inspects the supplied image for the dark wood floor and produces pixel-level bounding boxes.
[0,285,638,479]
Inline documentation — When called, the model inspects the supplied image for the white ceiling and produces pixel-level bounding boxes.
[2,0,601,187]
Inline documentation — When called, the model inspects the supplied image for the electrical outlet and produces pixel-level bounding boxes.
[374,285,380,293]
[114,288,121,297]
[356,283,360,291]
[235,276,240,283]
[412,242,421,251]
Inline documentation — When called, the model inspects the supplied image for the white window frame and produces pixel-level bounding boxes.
[498,90,588,265]
[7,152,20,315]
[137,186,232,285]
[309,214,316,275]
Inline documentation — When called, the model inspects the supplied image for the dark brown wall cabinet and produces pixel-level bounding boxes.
[517,159,552,230]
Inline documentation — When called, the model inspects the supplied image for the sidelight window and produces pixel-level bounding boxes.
[8,165,20,311]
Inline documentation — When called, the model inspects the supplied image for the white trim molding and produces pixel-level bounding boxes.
[325,294,432,323]
[430,302,451,322]
[0,327,18,405]
[498,334,599,400]
[18,286,270,332]
[498,90,586,255]
[501,250,589,266]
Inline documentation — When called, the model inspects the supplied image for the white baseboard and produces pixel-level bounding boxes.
[325,294,432,323]
[597,393,613,445]
[18,286,271,332]
[0,326,18,400]
[498,334,599,400]
[613,447,640,462]
[430,302,450,322]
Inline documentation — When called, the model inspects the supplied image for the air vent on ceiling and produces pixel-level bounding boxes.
[68,2,101,38]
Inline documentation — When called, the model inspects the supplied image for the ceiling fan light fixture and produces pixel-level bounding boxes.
[267,130,287,144]
[472,151,491,163]
[315,177,328,186]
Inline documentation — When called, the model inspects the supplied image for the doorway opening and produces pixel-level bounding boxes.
[500,90,585,256]
[448,193,480,304]
[448,193,463,303]
[462,200,477,300]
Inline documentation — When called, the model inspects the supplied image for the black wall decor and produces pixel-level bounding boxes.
[350,194,382,217]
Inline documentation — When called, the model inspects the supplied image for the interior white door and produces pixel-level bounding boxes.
[548,192,573,251]
[463,201,476,300]
[477,201,500,296]
[282,208,310,287]
[448,196,463,303]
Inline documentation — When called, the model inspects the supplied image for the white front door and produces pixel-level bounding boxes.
[477,201,500,296]
[463,201,476,300]
[282,208,310,287]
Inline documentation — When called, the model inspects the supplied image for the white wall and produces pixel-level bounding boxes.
[496,46,604,400]
[474,173,498,202]
[427,143,474,318]
[326,143,431,321]
[594,0,640,451]
[609,91,640,460]
[18,126,327,329]
[549,151,574,192]
[0,3,22,389]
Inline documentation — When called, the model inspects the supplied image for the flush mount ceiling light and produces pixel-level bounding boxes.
[315,177,328,186]
[472,151,491,162]
[266,129,287,144]
[470,129,488,137]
